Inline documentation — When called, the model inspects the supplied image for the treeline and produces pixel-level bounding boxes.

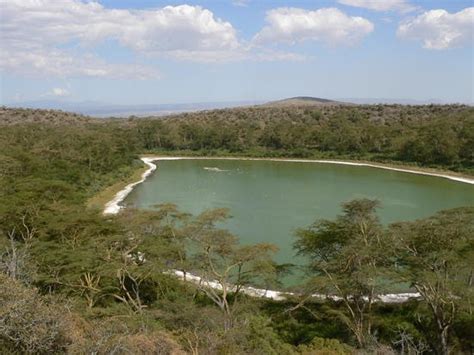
[0,106,473,354]
[2,104,474,170]
[123,104,474,170]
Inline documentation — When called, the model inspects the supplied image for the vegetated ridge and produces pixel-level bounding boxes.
[264,96,349,107]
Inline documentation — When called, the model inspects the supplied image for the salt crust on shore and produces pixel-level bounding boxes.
[103,156,474,302]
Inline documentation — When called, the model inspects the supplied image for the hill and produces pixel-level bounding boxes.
[0,106,92,125]
[2,103,472,171]
[264,96,349,107]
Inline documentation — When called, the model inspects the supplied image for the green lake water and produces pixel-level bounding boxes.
[125,159,474,288]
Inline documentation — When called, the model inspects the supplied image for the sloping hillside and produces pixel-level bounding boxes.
[0,107,93,125]
[264,96,349,107]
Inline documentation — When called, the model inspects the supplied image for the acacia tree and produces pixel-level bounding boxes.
[0,230,30,281]
[294,199,391,348]
[186,208,278,331]
[103,207,190,313]
[389,207,474,355]
[42,208,182,312]
[150,203,191,280]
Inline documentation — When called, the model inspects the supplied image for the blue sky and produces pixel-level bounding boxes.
[0,0,472,105]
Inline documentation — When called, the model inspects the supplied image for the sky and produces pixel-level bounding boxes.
[0,0,473,105]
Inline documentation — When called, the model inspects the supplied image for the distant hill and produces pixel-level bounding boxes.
[338,98,468,105]
[0,107,93,125]
[264,96,349,107]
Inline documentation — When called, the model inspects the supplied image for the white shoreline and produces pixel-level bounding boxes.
[103,157,158,214]
[103,156,473,302]
[104,156,474,215]
[170,270,421,303]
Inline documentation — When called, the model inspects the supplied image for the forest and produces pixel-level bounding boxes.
[0,104,473,354]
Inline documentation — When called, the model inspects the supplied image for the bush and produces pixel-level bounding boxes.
[296,336,353,354]
[0,274,76,353]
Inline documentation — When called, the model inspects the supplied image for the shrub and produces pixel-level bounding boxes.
[0,274,75,353]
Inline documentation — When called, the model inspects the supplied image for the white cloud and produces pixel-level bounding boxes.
[0,47,160,79]
[0,1,239,54]
[253,7,374,45]
[233,0,250,7]
[51,88,70,97]
[338,0,416,12]
[254,49,307,62]
[165,46,307,63]
[397,8,474,49]
[0,0,245,77]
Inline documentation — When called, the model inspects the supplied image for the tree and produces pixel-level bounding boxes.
[186,208,278,331]
[294,199,391,348]
[389,207,474,355]
[398,121,461,166]
[0,229,34,283]
[148,203,192,280]
[100,209,185,313]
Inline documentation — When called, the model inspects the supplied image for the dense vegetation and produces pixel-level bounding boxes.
[126,104,474,171]
[2,103,474,170]
[0,105,473,354]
